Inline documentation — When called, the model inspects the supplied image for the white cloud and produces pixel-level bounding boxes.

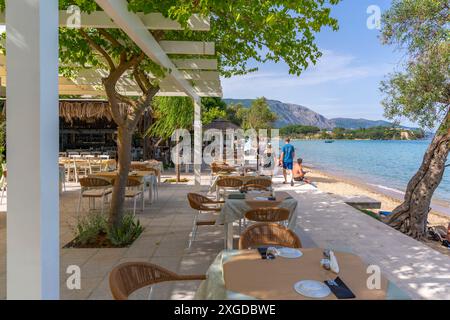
[221,50,391,95]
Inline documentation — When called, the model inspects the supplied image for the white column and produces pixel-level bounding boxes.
[193,98,202,186]
[6,0,59,299]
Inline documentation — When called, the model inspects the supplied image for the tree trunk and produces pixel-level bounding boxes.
[388,112,450,239]
[109,127,132,228]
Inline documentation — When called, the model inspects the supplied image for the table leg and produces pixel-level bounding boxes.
[224,223,233,250]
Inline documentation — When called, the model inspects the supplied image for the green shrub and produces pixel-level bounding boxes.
[74,213,107,245]
[107,214,143,246]
[72,213,143,247]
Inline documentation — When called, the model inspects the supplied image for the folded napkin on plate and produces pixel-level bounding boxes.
[228,193,245,199]
[324,277,355,299]
[329,250,340,274]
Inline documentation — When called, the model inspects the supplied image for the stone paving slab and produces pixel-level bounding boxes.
[281,182,450,300]
[1,173,450,300]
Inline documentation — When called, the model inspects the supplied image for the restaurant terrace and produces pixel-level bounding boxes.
[0,0,449,301]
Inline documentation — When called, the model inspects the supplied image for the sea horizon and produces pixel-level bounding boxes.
[289,139,450,216]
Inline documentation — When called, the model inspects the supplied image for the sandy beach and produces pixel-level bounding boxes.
[302,166,450,255]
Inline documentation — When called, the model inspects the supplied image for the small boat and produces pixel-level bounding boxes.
[324,140,334,143]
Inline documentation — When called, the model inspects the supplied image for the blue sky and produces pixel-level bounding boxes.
[221,0,410,124]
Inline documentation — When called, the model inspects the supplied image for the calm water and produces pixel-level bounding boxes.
[290,139,450,203]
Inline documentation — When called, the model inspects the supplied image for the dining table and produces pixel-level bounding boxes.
[131,160,163,183]
[194,248,410,300]
[91,170,158,204]
[216,191,298,249]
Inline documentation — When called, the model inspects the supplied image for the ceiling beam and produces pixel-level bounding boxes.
[160,41,215,55]
[172,58,218,70]
[0,11,210,31]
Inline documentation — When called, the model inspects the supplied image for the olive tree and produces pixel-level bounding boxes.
[380,0,449,238]
[0,0,340,227]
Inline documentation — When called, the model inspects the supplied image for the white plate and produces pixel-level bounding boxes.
[254,196,269,200]
[277,247,303,259]
[294,280,331,298]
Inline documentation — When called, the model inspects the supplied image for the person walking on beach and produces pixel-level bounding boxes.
[280,137,295,186]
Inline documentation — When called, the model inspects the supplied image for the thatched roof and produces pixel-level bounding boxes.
[59,100,112,123]
[203,118,240,131]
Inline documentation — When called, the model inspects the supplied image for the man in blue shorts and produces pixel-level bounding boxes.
[280,137,295,186]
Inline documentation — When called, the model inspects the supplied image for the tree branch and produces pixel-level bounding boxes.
[98,29,127,64]
[103,53,146,127]
[79,29,116,71]
[128,86,159,130]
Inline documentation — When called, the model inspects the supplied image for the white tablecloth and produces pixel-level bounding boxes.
[194,250,411,300]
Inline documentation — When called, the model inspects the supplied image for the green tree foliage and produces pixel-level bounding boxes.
[0,0,341,226]
[225,103,247,126]
[280,124,321,137]
[128,0,340,77]
[148,97,194,140]
[241,97,277,130]
[148,96,227,139]
[380,0,449,129]
[379,0,449,238]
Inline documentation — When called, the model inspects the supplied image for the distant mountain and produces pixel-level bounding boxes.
[224,98,413,130]
[224,98,334,129]
[330,118,394,129]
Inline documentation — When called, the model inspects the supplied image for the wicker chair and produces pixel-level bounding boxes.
[216,177,244,199]
[244,207,290,223]
[187,193,224,248]
[77,177,112,215]
[241,183,269,192]
[239,223,302,250]
[244,178,272,189]
[111,177,144,216]
[109,262,206,300]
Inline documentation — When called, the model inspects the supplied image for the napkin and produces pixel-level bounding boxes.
[324,277,355,299]
[329,250,340,274]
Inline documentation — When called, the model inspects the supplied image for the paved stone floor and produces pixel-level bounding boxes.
[283,184,450,300]
[1,171,450,299]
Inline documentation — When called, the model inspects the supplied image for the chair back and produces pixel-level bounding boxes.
[244,207,290,222]
[187,193,215,211]
[131,164,158,175]
[79,177,111,188]
[245,178,272,188]
[239,223,302,249]
[111,177,142,188]
[241,184,269,191]
[216,177,243,188]
[109,262,206,300]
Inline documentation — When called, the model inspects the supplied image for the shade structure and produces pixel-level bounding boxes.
[203,118,241,131]
[4,0,221,299]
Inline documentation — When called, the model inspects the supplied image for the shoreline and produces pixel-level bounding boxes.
[303,165,450,227]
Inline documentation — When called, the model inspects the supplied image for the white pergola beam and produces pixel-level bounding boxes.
[173,58,218,70]
[0,11,210,31]
[160,41,215,55]
[6,0,60,299]
[95,0,201,101]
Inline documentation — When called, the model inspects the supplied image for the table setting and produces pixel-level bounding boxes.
[195,247,409,300]
[216,191,298,249]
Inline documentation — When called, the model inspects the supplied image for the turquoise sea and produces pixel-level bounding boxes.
[290,139,450,204]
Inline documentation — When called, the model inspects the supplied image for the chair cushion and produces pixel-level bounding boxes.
[125,190,143,197]
[82,188,112,197]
